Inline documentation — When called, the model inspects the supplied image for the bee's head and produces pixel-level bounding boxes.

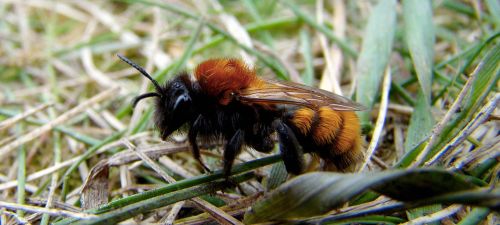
[118,54,194,140]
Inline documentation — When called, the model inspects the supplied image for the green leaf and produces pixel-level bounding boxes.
[355,0,396,129]
[66,173,255,225]
[244,169,479,223]
[403,0,435,102]
[404,92,435,153]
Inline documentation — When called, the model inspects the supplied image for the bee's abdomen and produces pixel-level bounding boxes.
[287,106,363,170]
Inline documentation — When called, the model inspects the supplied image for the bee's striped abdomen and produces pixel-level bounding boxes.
[287,106,363,171]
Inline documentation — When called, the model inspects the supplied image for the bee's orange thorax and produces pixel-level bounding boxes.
[195,58,261,105]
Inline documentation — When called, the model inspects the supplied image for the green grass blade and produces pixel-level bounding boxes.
[16,125,26,217]
[486,0,500,28]
[68,173,255,225]
[457,207,490,225]
[244,169,483,223]
[432,42,500,157]
[355,0,396,129]
[299,29,314,86]
[53,155,281,224]
[404,92,435,153]
[403,0,435,102]
[282,1,357,58]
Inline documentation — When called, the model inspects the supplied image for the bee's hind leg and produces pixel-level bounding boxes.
[223,130,245,178]
[274,120,305,174]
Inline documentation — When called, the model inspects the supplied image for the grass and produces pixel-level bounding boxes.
[0,0,498,224]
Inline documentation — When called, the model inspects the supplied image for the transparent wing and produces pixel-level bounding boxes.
[239,79,366,111]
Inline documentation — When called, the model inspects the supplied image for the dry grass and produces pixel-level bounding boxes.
[0,0,498,224]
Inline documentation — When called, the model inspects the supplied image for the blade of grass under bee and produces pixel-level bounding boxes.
[322,215,405,225]
[355,0,396,130]
[243,169,490,224]
[307,189,497,224]
[403,0,435,102]
[53,154,281,224]
[57,173,255,225]
[94,154,280,214]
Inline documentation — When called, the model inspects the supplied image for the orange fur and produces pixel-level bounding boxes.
[312,107,342,145]
[290,108,315,135]
[333,112,361,154]
[195,58,257,105]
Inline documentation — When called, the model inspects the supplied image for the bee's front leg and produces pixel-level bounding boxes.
[189,115,211,173]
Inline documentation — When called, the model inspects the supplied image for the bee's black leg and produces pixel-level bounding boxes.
[189,115,211,172]
[275,120,304,174]
[223,130,245,178]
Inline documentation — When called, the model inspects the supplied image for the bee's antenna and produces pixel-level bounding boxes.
[117,54,163,93]
[132,92,162,108]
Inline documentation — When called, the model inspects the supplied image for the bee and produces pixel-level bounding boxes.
[118,55,365,176]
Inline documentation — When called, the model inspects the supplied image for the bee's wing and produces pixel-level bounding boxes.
[239,79,366,111]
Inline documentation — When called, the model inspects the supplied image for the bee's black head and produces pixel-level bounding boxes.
[118,54,194,140]
[154,74,194,139]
